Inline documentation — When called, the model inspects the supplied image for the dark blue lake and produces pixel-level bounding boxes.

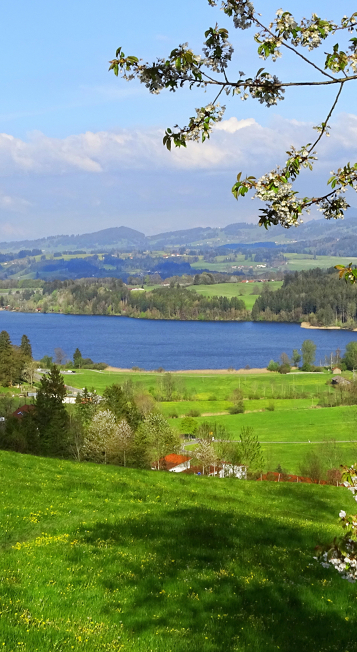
[0,312,356,370]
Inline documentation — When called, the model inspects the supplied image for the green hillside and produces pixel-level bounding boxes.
[0,451,356,652]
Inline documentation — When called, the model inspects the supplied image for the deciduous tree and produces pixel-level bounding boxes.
[302,339,317,367]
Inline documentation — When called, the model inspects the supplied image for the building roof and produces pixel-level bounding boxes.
[12,405,35,419]
[163,454,191,470]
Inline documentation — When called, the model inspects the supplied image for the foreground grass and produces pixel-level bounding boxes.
[0,451,357,652]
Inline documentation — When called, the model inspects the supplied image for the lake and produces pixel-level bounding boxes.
[1,312,357,370]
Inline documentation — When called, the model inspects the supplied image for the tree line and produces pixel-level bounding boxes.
[3,280,248,321]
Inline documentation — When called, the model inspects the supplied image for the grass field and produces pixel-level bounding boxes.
[187,281,282,310]
[284,254,357,271]
[66,368,340,397]
[0,450,356,652]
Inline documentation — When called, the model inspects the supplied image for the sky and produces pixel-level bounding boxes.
[0,0,356,241]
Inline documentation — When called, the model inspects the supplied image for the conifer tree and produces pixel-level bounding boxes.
[36,365,69,456]
[0,331,13,387]
[73,348,83,368]
[103,384,142,430]
[20,334,32,361]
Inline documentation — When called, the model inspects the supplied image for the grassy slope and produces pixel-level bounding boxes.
[0,451,356,652]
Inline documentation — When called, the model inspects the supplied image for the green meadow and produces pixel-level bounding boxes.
[186,281,283,310]
[284,253,357,271]
[67,368,336,395]
[0,450,356,652]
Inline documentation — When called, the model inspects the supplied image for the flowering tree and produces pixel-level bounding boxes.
[117,418,134,467]
[196,439,219,475]
[83,409,128,465]
[109,1,357,230]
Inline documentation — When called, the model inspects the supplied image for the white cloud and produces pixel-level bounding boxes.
[0,113,354,179]
[215,117,257,133]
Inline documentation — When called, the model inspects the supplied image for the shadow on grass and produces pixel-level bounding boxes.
[73,499,356,652]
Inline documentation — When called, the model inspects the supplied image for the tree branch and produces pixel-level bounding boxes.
[252,16,337,81]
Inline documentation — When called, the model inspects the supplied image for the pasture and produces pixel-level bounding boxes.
[0,450,356,652]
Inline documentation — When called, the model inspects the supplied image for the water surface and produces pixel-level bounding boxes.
[0,312,356,370]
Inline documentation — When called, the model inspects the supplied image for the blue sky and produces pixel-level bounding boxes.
[0,0,356,240]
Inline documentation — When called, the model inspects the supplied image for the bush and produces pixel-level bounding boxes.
[278,364,291,374]
[301,363,312,372]
[266,401,275,412]
[168,411,179,419]
[267,360,280,372]
[229,402,244,414]
[185,409,201,417]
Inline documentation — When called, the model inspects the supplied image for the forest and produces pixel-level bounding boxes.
[252,268,357,327]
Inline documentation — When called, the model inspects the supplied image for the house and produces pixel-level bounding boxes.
[332,367,342,374]
[12,405,35,419]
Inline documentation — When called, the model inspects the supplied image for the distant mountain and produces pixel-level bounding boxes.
[1,210,357,254]
[0,226,146,253]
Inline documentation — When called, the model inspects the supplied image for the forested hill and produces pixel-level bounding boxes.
[2,280,248,321]
[252,268,357,327]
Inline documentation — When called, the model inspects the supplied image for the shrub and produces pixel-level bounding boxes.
[267,360,280,372]
[278,363,291,374]
[266,401,275,412]
[185,409,201,417]
[168,411,179,419]
[301,363,312,372]
[229,402,244,414]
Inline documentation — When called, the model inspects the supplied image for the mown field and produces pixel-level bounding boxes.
[61,369,357,474]
[0,450,356,652]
